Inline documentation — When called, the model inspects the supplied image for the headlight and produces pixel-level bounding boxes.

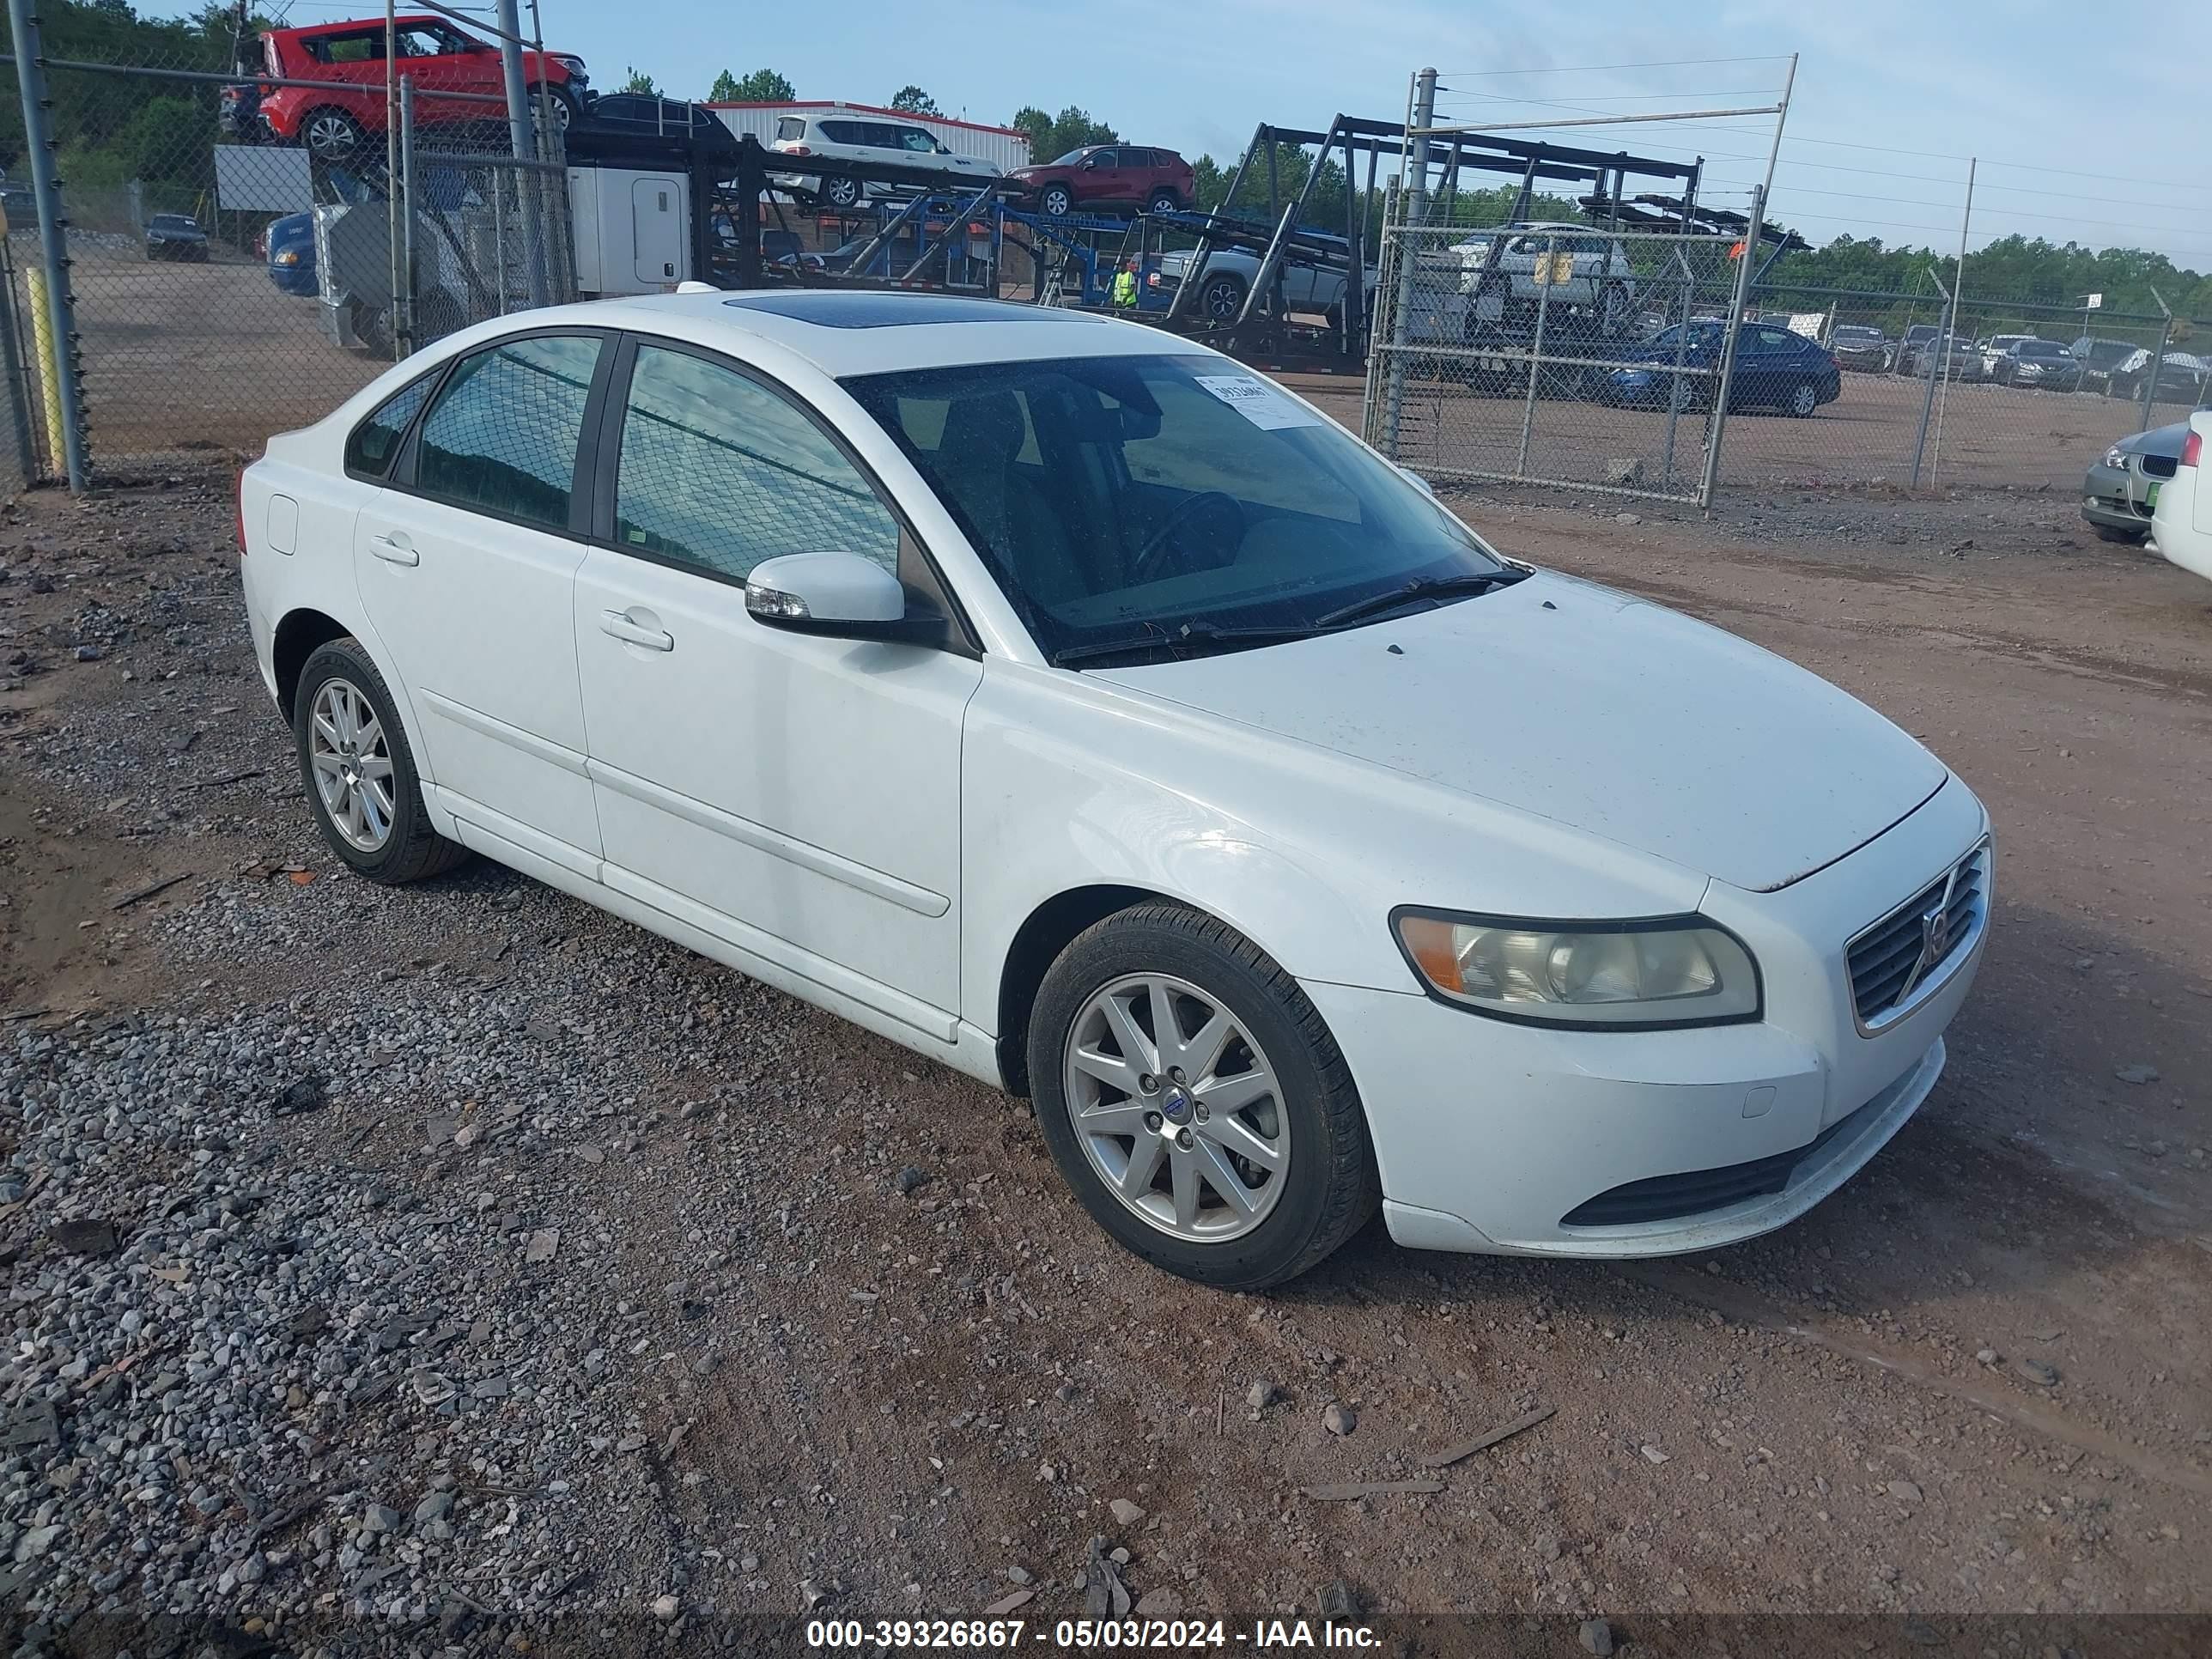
[2103,446,2126,469]
[1393,911,1760,1029]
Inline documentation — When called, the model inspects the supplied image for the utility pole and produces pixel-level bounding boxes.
[1379,65,1436,459]
[6,0,89,489]
[495,0,549,307]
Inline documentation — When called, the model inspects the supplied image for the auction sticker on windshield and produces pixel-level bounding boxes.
[1194,374,1322,430]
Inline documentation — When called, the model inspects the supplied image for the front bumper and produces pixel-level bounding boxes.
[1307,777,1990,1257]
[2081,459,2155,533]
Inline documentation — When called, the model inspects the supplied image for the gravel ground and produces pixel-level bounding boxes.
[1,471,2209,1657]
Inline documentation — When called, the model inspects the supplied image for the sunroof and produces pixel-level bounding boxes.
[720,291,1066,329]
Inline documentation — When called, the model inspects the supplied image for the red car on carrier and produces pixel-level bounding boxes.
[1005,144,1194,219]
[223,15,588,161]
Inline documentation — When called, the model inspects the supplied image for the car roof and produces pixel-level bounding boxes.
[285,11,441,33]
[504,289,1217,378]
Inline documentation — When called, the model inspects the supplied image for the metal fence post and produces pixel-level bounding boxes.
[398,74,417,356]
[7,0,89,489]
[496,0,549,307]
[2141,288,2172,432]
[1923,157,1975,488]
[1513,232,1555,476]
[1908,264,1954,489]
[1378,66,1435,459]
[1697,183,1765,511]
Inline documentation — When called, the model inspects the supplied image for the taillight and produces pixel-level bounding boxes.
[782,143,811,156]
[2183,430,2203,469]
[235,468,248,554]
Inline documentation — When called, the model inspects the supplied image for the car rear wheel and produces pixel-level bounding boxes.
[1039,184,1073,218]
[1146,189,1179,216]
[1787,380,1820,417]
[294,639,468,884]
[301,106,365,161]
[1028,902,1378,1289]
[823,175,861,210]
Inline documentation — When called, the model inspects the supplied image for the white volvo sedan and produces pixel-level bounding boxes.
[237,290,1991,1289]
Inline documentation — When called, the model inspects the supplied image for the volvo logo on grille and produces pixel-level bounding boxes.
[1898,861,1966,1001]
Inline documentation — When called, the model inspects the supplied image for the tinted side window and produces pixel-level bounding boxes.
[612,344,900,581]
[819,120,857,144]
[415,334,602,531]
[345,373,438,478]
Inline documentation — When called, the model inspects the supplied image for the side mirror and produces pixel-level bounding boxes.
[745,551,944,644]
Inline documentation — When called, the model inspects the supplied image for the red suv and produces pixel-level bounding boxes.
[1006,145,1194,219]
[228,15,588,161]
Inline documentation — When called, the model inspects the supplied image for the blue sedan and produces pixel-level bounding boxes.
[1606,320,1842,416]
[265,211,316,297]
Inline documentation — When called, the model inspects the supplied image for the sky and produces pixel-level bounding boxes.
[503,0,2212,268]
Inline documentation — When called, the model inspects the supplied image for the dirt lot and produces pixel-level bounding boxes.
[0,463,2209,1654]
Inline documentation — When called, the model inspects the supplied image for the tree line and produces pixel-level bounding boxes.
[2,3,2203,327]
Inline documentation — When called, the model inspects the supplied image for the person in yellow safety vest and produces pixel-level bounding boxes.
[1111,258,1139,309]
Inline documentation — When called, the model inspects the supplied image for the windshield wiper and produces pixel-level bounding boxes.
[1049,619,1329,669]
[1313,569,1527,630]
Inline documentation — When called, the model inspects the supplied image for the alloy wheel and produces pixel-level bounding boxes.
[1203,279,1242,320]
[1791,382,1818,416]
[308,678,396,853]
[305,112,358,158]
[1061,973,1290,1243]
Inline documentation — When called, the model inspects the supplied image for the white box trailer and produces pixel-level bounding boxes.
[705,100,1031,172]
[568,165,692,297]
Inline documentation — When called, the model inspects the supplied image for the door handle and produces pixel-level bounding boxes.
[599,609,674,652]
[368,532,418,567]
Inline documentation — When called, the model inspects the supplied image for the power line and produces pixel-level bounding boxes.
[1431,56,1791,76]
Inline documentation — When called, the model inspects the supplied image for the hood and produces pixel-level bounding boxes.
[1091,572,1947,893]
[2121,422,2191,459]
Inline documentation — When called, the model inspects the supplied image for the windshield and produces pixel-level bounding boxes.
[1647,323,1723,348]
[1051,147,1095,165]
[1833,327,1881,341]
[2020,342,2068,357]
[842,354,1512,665]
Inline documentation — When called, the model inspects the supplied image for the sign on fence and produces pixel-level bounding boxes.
[214,145,312,215]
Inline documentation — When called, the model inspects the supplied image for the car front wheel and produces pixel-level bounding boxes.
[1028,902,1379,1290]
[1039,184,1073,218]
[294,638,468,884]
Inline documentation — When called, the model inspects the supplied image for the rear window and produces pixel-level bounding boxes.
[775,117,805,141]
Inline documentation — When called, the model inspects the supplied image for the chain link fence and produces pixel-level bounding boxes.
[0,29,573,484]
[1364,204,2210,505]
[1364,217,1753,504]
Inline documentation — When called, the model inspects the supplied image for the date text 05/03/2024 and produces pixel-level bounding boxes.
[804,1617,1382,1649]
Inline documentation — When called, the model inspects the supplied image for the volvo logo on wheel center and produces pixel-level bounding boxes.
[1160,1085,1194,1126]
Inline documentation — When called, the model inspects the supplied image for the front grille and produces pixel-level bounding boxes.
[1847,843,1989,1026]
[1560,1095,1876,1227]
[2142,453,2179,480]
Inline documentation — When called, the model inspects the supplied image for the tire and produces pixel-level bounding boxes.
[1039,184,1073,219]
[823,175,861,210]
[2093,524,2146,544]
[293,638,468,885]
[1027,902,1380,1290]
[1787,380,1820,417]
[1145,189,1180,216]
[300,106,365,162]
[1198,272,1246,322]
[527,82,579,136]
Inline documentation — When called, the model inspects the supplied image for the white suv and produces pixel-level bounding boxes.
[769,112,1000,209]
[1446,222,1635,319]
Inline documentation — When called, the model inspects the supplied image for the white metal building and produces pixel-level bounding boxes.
[705,101,1032,171]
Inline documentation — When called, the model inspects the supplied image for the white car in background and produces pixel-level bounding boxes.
[769,112,1000,210]
[2149,412,2211,583]
[237,290,1990,1289]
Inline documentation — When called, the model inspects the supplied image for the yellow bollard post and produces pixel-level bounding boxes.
[22,264,66,479]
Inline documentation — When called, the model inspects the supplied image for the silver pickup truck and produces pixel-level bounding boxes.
[1149,246,1371,322]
